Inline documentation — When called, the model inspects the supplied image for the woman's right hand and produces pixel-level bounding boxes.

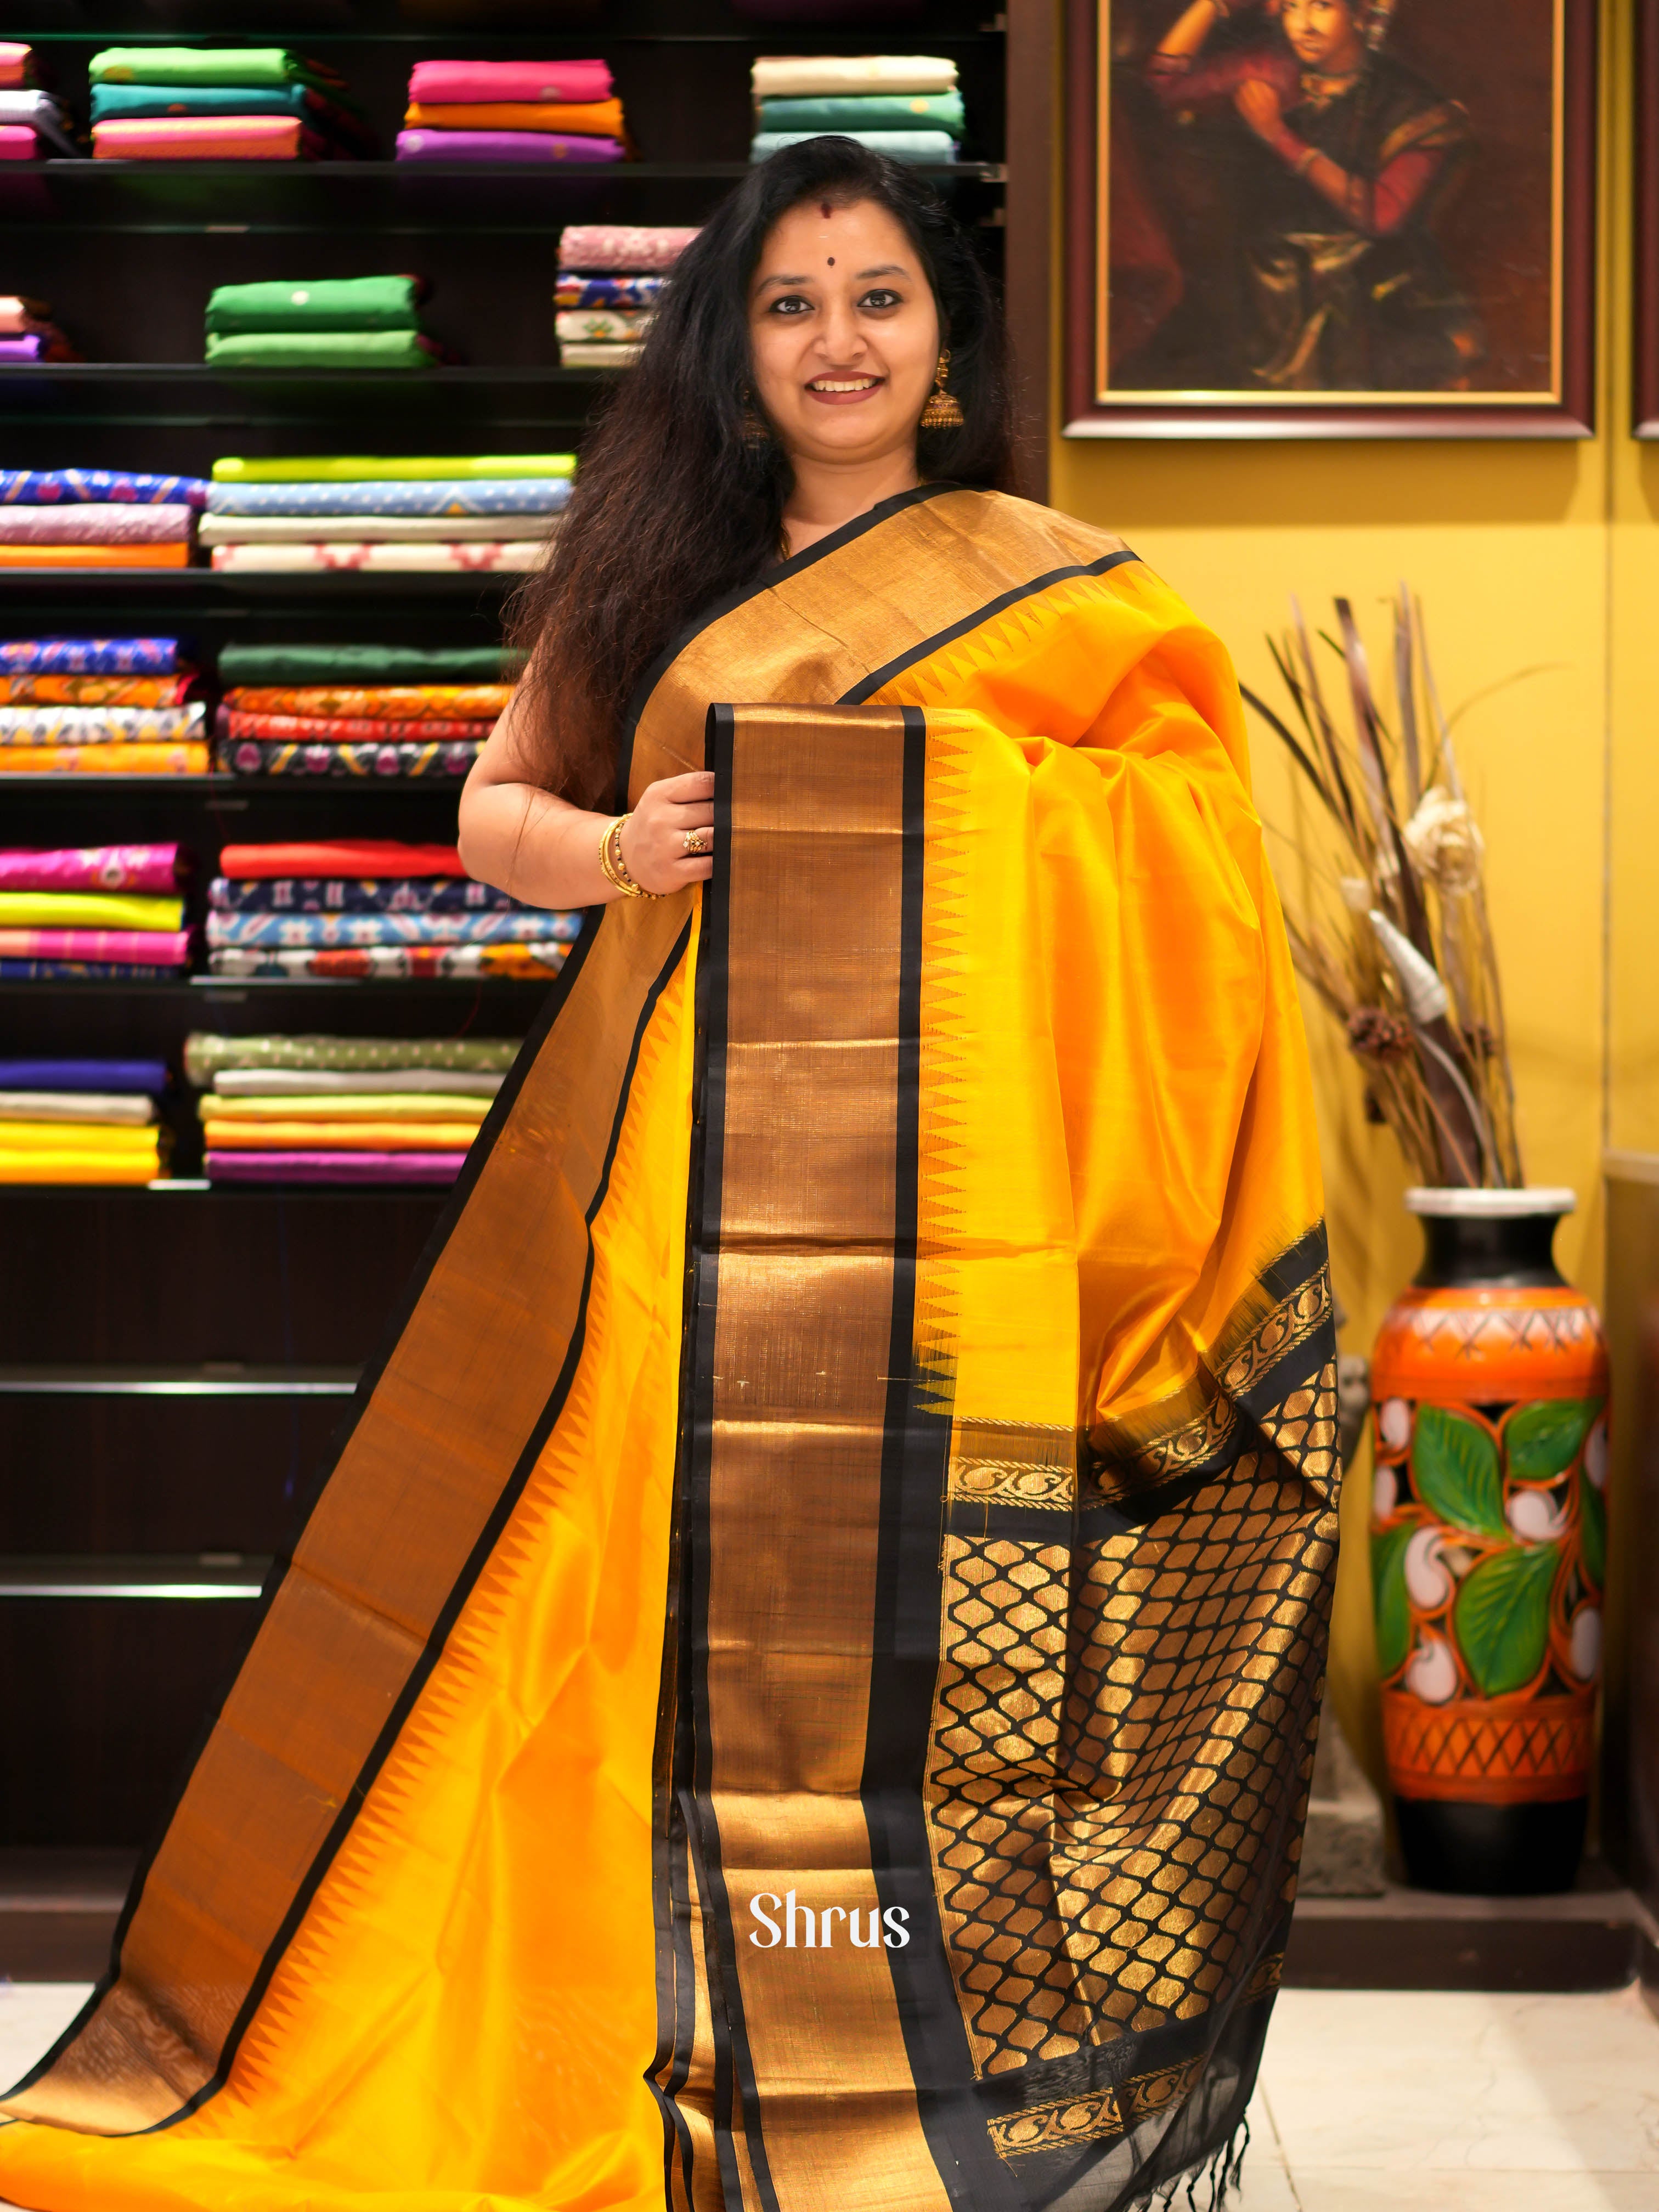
[619,769,716,893]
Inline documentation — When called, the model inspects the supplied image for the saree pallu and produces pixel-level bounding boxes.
[219,712,496,745]
[205,941,568,979]
[216,839,465,878]
[0,704,202,744]
[0,635,185,672]
[0,505,195,547]
[217,737,482,777]
[204,909,580,949]
[0,675,193,706]
[0,742,209,773]
[184,1031,521,1079]
[209,874,513,915]
[0,844,183,893]
[0,487,1336,2212]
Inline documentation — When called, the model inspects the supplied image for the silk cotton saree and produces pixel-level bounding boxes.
[0,485,1340,2212]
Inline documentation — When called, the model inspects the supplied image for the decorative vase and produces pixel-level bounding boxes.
[1368,1188,1609,1894]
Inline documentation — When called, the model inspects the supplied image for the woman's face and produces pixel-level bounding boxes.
[747,197,941,471]
[1280,0,1364,70]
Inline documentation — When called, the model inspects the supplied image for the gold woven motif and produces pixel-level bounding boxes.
[985,2052,1212,2162]
[926,1408,1338,2079]
[947,1418,1076,1511]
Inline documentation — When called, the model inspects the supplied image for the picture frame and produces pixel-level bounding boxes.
[1063,0,1597,438]
[1635,0,1659,436]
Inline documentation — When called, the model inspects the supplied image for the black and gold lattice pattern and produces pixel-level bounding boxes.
[926,1379,1339,2082]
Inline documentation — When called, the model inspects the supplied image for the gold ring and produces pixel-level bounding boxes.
[683,828,710,856]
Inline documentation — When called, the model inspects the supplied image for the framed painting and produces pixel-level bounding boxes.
[1064,0,1596,437]
[1636,0,1659,436]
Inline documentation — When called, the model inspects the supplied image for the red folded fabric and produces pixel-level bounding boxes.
[222,710,496,745]
[218,840,466,881]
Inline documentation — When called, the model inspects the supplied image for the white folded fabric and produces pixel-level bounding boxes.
[558,341,642,368]
[0,1090,156,1124]
[750,55,957,98]
[210,540,545,573]
[200,511,555,545]
[0,89,78,156]
[214,1067,504,1098]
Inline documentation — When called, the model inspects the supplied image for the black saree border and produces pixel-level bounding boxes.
[7,911,692,2131]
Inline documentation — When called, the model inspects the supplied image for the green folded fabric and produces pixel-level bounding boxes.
[217,643,515,685]
[206,331,433,370]
[185,1033,522,1082]
[206,278,422,336]
[757,92,966,134]
[89,47,338,92]
[212,453,577,483]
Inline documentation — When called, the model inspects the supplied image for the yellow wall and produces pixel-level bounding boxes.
[1047,0,1654,1788]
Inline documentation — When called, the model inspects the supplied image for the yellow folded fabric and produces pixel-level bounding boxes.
[0,1120,159,1155]
[0,890,184,931]
[0,743,210,774]
[203,1119,481,1152]
[0,544,190,568]
[0,1149,159,1185]
[199,1092,491,1123]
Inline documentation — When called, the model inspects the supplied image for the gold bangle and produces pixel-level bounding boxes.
[598,814,661,900]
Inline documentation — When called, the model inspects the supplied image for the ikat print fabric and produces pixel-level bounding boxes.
[205,910,580,949]
[0,472,207,507]
[205,478,567,517]
[0,644,206,769]
[0,703,204,744]
[209,874,516,915]
[217,737,482,775]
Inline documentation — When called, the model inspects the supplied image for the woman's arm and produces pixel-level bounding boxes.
[1234,82,1448,236]
[456,682,714,907]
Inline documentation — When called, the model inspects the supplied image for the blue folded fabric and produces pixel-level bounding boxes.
[208,875,517,915]
[205,477,572,519]
[0,964,174,980]
[749,129,957,165]
[0,470,209,509]
[0,638,185,675]
[93,83,308,121]
[208,910,583,949]
[555,275,663,309]
[0,1057,169,1091]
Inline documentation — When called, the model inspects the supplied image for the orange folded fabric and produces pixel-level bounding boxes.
[203,1119,482,1152]
[403,100,625,136]
[0,543,190,568]
[0,743,210,774]
[94,115,307,160]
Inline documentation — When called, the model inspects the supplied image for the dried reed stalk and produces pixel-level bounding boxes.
[1243,591,1524,1190]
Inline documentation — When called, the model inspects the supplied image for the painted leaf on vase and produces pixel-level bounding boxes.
[1504,1396,1603,1483]
[1371,1520,1414,1678]
[1579,1469,1606,1593]
[1452,1541,1559,1697]
[1410,1403,1506,1540]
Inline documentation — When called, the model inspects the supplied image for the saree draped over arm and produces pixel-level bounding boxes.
[0,486,1338,2212]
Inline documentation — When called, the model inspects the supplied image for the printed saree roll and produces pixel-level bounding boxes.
[206,942,567,979]
[0,472,206,506]
[751,54,958,96]
[221,712,495,743]
[216,839,465,878]
[206,477,568,517]
[408,59,613,105]
[200,1091,490,1124]
[211,453,574,482]
[215,645,507,684]
[757,91,966,133]
[0,927,189,963]
[0,844,182,893]
[215,1066,502,1098]
[93,116,317,160]
[0,890,182,930]
[202,515,541,545]
[207,1149,466,1184]
[403,98,625,136]
[0,704,202,743]
[210,541,539,573]
[204,908,579,949]
[0,1057,168,1091]
[0,487,1336,2212]
[224,683,510,719]
[0,675,193,706]
[203,1117,482,1152]
[209,874,512,914]
[557,222,699,270]
[396,128,625,163]
[217,737,481,777]
[0,544,190,568]
[205,331,438,370]
[184,1031,521,1079]
[205,275,422,335]
[0,742,208,773]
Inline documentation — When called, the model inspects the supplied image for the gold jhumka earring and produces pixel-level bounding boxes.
[919,348,964,430]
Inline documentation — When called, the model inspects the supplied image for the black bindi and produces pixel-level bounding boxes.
[827,256,835,266]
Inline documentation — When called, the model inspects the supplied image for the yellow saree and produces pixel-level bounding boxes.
[0,486,1339,2212]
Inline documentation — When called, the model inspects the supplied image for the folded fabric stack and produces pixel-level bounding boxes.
[0,294,79,363]
[204,452,571,575]
[0,640,206,773]
[398,57,626,167]
[205,276,445,373]
[0,469,205,570]
[555,227,698,367]
[0,1055,170,1185]
[89,47,372,162]
[0,53,80,162]
[0,840,190,979]
[204,838,579,978]
[751,54,962,165]
[187,1029,521,1186]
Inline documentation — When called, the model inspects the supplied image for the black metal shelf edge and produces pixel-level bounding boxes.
[9,159,999,180]
[1,364,600,382]
[0,775,487,792]
[18,28,1007,45]
[0,1555,272,1599]
[0,1181,456,1198]
[0,1364,359,1394]
[0,570,518,592]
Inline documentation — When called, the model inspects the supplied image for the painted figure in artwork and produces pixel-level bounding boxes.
[1128,0,1484,390]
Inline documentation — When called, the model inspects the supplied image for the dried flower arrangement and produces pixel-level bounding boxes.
[1243,591,1522,1189]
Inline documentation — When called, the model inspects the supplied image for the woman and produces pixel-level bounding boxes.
[0,142,1338,2212]
[1142,0,1482,390]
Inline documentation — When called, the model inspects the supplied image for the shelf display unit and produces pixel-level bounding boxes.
[0,0,1042,1892]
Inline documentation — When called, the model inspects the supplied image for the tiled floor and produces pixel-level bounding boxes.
[0,1983,1655,2206]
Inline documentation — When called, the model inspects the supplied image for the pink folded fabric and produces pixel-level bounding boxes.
[0,844,183,894]
[93,116,311,161]
[207,1150,467,1185]
[0,928,190,963]
[407,59,612,106]
[558,225,700,273]
[0,297,48,334]
[0,504,194,546]
[0,125,38,160]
